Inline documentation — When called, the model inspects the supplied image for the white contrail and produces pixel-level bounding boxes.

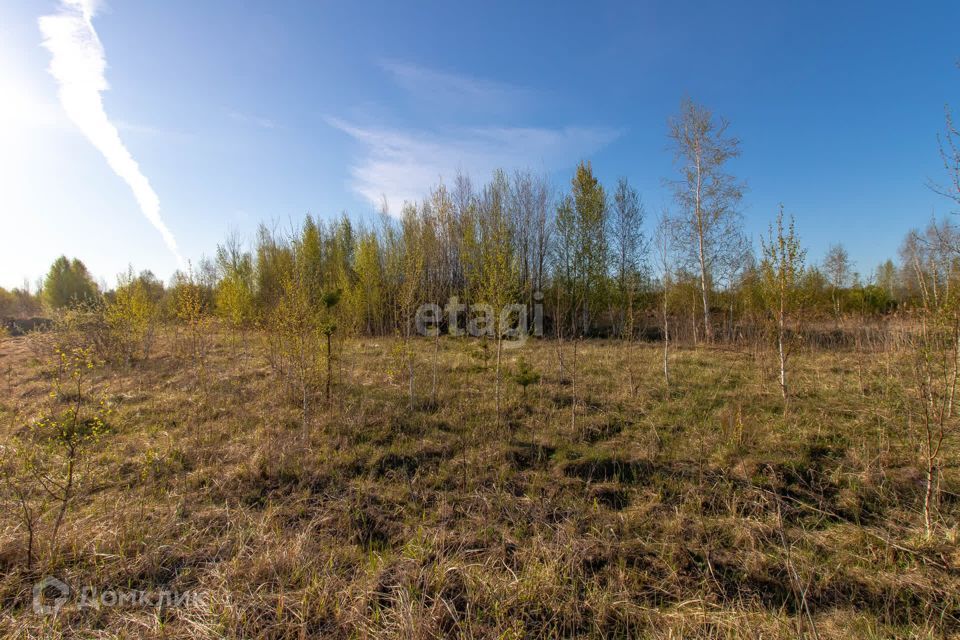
[39,0,184,267]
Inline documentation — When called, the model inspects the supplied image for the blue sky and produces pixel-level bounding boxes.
[1,0,958,290]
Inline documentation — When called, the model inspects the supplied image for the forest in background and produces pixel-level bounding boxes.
[2,94,960,638]
[4,97,953,342]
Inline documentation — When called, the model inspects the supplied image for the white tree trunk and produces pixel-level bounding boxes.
[663,302,670,388]
[778,313,787,401]
[495,336,503,427]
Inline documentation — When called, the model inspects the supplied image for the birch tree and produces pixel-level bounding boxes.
[553,194,578,337]
[610,177,647,338]
[351,231,385,335]
[399,204,425,410]
[760,206,806,403]
[930,100,960,210]
[571,161,608,336]
[476,171,517,427]
[655,213,673,388]
[272,264,321,428]
[215,235,256,359]
[823,243,852,321]
[667,98,744,342]
[900,221,959,536]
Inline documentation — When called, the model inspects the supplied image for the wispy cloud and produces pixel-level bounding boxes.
[328,117,619,215]
[332,60,617,213]
[38,0,183,266]
[379,60,537,114]
[227,110,278,130]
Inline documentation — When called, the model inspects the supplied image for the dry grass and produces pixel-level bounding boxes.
[0,329,957,638]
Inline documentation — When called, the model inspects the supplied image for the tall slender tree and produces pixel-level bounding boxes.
[610,177,647,338]
[655,213,674,388]
[823,243,852,321]
[570,161,608,335]
[667,98,744,342]
[476,171,517,427]
[399,203,425,410]
[761,206,807,403]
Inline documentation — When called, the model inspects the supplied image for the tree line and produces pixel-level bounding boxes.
[3,93,958,538]
[2,98,957,347]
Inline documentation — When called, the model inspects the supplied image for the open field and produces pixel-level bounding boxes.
[0,330,958,638]
[4,0,958,637]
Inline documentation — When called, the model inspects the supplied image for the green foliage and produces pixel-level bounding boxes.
[874,259,899,301]
[760,207,807,400]
[26,167,937,348]
[42,346,110,444]
[321,288,342,310]
[173,271,210,326]
[254,224,293,311]
[215,239,257,330]
[476,170,518,336]
[266,235,344,412]
[398,204,426,335]
[319,289,341,338]
[558,161,608,335]
[105,268,161,362]
[0,286,38,318]
[1,346,109,568]
[760,207,807,318]
[42,256,99,309]
[852,284,895,315]
[0,287,13,317]
[172,267,214,389]
[511,356,541,393]
[611,176,647,337]
[347,232,385,334]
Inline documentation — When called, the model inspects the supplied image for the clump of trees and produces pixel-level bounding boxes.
[0,285,43,319]
[6,64,960,573]
[173,266,214,392]
[18,89,960,356]
[16,100,944,416]
[259,218,347,425]
[42,256,99,309]
[105,268,163,364]
[214,234,257,354]
[18,99,929,354]
[8,88,960,543]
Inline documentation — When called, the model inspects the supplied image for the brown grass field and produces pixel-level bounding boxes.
[0,330,958,638]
